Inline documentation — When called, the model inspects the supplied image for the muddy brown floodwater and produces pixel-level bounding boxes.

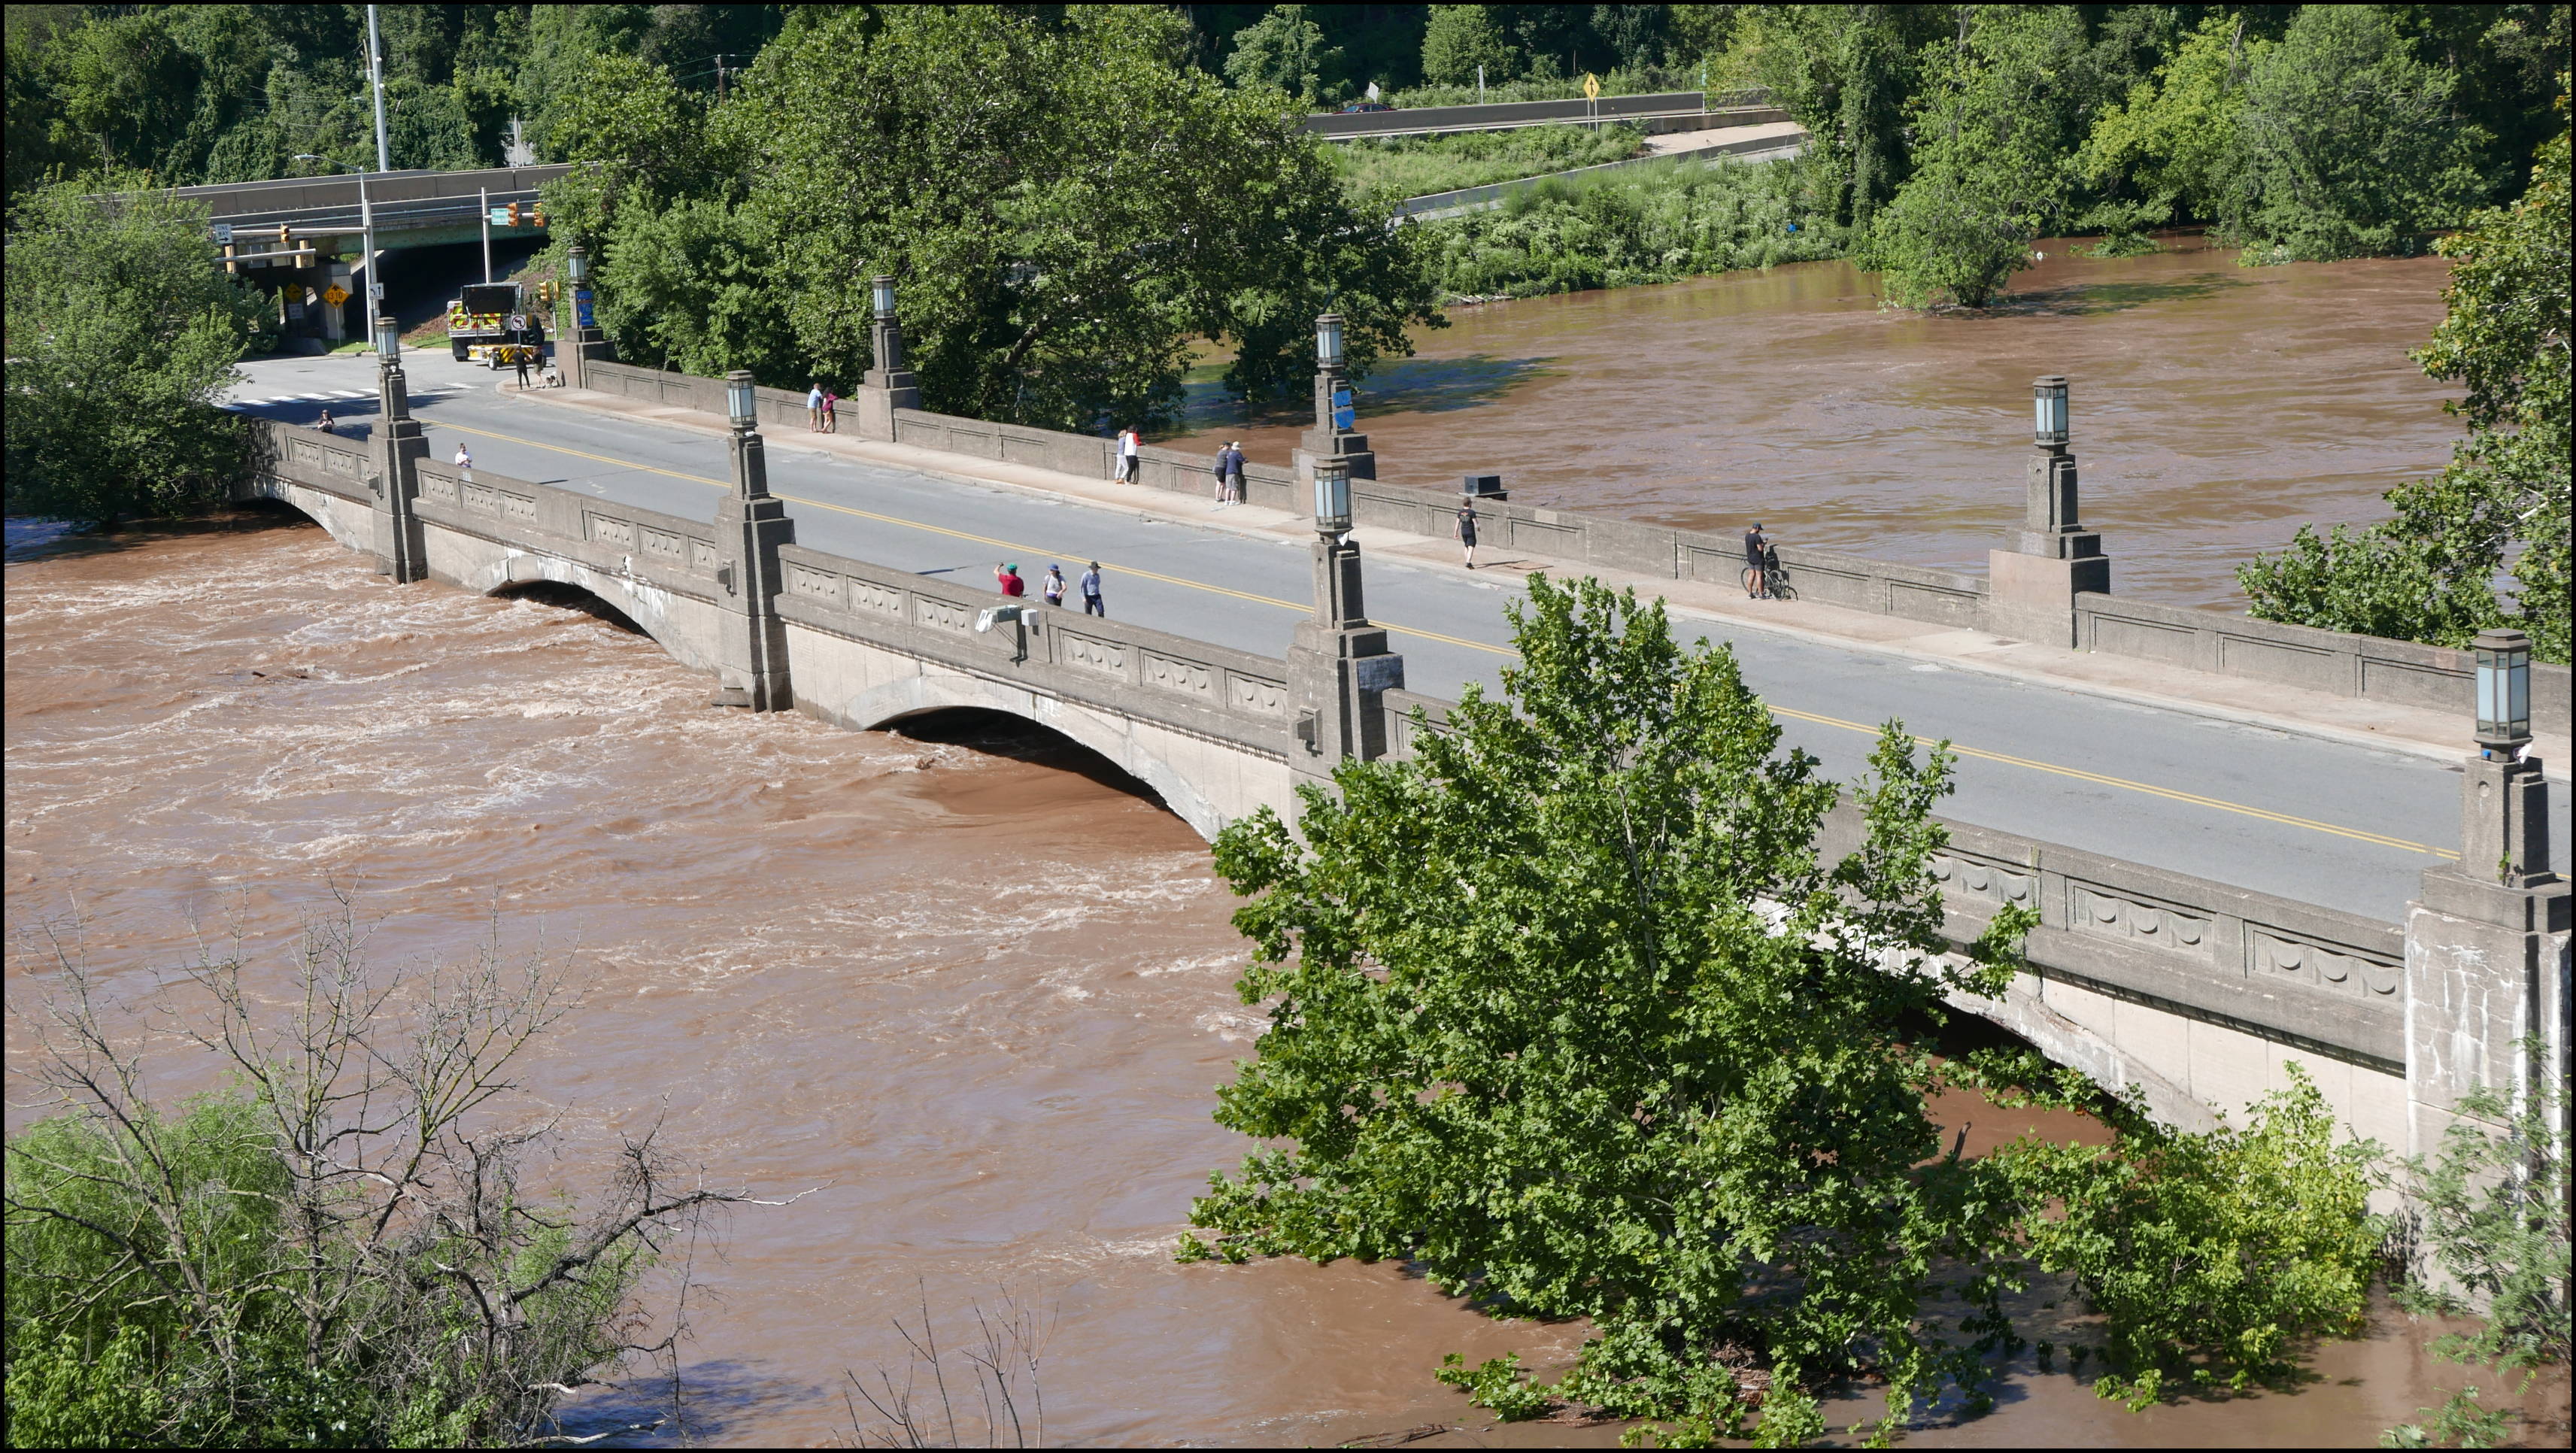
[1169,238,2462,611]
[5,522,2559,1446]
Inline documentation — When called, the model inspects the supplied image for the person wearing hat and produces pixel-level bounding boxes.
[995,562,1026,598]
[1079,561,1105,617]
[1042,564,1067,607]
[1743,522,1770,599]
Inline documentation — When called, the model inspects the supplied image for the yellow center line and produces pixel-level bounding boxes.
[423,417,2454,860]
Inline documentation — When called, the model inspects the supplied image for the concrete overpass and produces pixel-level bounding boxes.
[226,347,2568,1188]
[158,165,566,348]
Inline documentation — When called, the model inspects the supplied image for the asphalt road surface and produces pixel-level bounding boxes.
[228,351,2571,924]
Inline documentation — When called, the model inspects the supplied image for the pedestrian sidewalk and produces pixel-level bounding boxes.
[519,382,2568,780]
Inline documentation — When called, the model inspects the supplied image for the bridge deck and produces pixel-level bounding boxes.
[222,350,2573,924]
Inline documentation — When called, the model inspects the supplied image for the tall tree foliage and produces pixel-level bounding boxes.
[4,174,261,524]
[1185,574,2042,1443]
[2238,96,2571,662]
[553,5,1442,429]
[2229,4,2490,262]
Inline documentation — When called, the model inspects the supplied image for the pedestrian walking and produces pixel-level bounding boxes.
[513,348,532,390]
[995,561,1027,598]
[1042,563,1067,607]
[1456,497,1479,569]
[822,387,838,433]
[1079,560,1105,617]
[1115,426,1141,484]
[807,382,824,431]
[311,410,335,434]
[454,441,473,484]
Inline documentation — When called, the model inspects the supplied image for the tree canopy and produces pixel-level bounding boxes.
[548,5,1443,429]
[4,172,261,523]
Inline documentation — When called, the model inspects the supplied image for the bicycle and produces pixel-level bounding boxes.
[1740,554,1795,602]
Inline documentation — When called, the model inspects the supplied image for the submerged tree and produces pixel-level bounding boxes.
[4,909,785,1447]
[1181,574,2038,1444]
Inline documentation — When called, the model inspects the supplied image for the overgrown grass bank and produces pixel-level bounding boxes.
[1418,152,1842,301]
[1330,123,1644,200]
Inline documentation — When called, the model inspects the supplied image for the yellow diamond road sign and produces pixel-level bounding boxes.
[1584,72,1600,100]
[323,284,349,307]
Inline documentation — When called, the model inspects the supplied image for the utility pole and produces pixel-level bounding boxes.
[366,5,391,317]
[479,186,491,284]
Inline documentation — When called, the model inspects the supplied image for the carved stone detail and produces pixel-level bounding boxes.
[1060,632,1127,676]
[915,597,973,632]
[1144,653,1212,696]
[788,563,842,602]
[690,541,721,573]
[589,514,638,550]
[1229,675,1286,717]
[2249,930,2400,997]
[848,579,905,616]
[642,528,684,560]
[2068,883,2210,953]
[1930,853,2035,908]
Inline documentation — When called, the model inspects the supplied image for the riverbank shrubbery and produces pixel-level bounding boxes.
[1421,154,1840,301]
[1329,123,1643,202]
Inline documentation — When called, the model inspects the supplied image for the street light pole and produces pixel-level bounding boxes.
[367,5,390,175]
[713,370,795,711]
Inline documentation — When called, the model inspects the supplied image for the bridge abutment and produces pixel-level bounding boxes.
[711,426,796,711]
[368,355,430,584]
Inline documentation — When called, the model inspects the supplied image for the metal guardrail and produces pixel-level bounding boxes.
[1394,128,1810,220]
[1305,91,1770,140]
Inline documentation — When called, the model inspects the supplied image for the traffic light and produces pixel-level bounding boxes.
[507,202,521,227]
[532,208,545,229]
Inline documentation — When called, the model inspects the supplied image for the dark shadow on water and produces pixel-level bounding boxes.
[5,499,317,563]
[1992,273,2253,317]
[881,705,1173,816]
[1173,353,1552,434]
[549,1358,824,1447]
[490,578,648,635]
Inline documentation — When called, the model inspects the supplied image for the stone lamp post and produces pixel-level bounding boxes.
[1285,456,1406,804]
[560,243,604,390]
[1987,375,2111,648]
[1294,312,1377,523]
[369,313,428,583]
[2405,626,2569,1182]
[854,273,921,440]
[712,369,796,710]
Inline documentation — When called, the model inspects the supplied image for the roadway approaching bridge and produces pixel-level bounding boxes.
[227,323,2568,1196]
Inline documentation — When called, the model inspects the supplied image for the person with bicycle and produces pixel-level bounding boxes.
[1743,522,1771,599]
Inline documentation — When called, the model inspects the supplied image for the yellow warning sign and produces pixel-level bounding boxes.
[1583,72,1601,100]
[323,284,349,308]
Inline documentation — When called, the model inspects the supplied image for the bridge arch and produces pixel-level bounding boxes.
[458,551,717,673]
[823,671,1236,842]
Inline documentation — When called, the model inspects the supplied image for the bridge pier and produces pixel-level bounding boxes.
[369,328,429,584]
[1287,524,1405,806]
[712,383,796,711]
[2405,731,2570,1166]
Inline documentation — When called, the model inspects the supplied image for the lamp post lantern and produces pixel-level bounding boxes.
[2033,375,2070,448]
[373,314,402,365]
[1299,311,1376,519]
[726,370,759,434]
[1312,455,1352,537]
[566,243,590,286]
[1316,313,1344,370]
[2474,628,2533,757]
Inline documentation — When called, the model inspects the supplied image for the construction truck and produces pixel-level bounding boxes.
[445,281,545,366]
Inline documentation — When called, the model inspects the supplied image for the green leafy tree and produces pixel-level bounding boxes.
[1870,6,2092,308]
[2074,15,2250,247]
[560,5,1440,429]
[1751,4,1941,229]
[2239,97,2571,662]
[1419,4,1519,88]
[1994,1066,2380,1407]
[4,173,261,525]
[1182,573,2040,1445]
[1224,3,1346,105]
[2229,4,2490,263]
[2381,1069,2570,1448]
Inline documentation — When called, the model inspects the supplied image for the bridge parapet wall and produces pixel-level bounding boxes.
[773,543,1292,760]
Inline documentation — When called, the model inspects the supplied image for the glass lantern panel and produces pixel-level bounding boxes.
[2508,652,2530,730]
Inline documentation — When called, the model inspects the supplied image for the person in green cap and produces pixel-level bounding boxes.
[994,562,1026,598]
